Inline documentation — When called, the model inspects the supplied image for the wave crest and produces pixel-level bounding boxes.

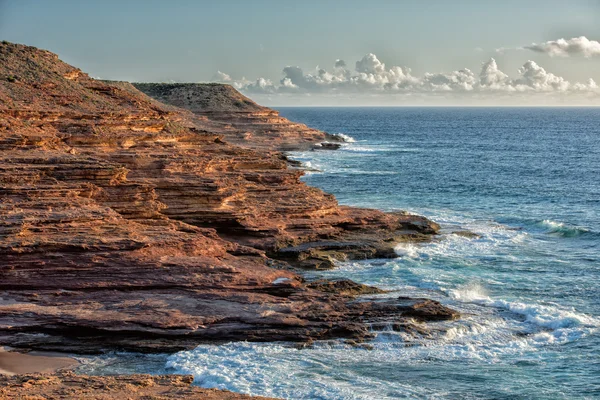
[537,219,591,237]
[448,283,598,334]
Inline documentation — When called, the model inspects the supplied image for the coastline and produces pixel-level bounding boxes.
[0,41,458,398]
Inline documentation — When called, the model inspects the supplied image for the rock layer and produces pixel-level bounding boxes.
[0,371,277,399]
[0,41,455,354]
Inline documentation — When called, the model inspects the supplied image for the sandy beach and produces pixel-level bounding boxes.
[0,347,78,376]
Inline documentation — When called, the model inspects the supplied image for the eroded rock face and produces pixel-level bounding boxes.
[0,371,277,399]
[0,41,454,353]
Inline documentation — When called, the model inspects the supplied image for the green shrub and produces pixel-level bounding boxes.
[6,75,17,83]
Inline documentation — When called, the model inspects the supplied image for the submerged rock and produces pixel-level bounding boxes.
[451,230,482,239]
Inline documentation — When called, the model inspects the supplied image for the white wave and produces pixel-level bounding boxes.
[536,219,591,237]
[331,133,356,143]
[448,283,600,339]
[166,342,433,399]
[342,145,401,153]
[393,243,420,258]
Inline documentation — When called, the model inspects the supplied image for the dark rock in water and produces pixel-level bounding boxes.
[324,132,345,143]
[451,230,482,239]
[397,298,460,321]
[314,142,342,150]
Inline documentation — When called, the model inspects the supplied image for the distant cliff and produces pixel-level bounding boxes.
[133,82,341,150]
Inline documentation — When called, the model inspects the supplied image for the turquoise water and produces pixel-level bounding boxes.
[80,108,600,399]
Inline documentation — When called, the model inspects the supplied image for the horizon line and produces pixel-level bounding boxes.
[270,105,600,108]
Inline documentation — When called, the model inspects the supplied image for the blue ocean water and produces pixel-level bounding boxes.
[79,108,600,399]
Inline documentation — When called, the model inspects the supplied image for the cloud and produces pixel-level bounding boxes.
[479,58,510,89]
[513,60,570,91]
[524,36,600,58]
[334,59,346,68]
[243,77,277,93]
[355,53,386,74]
[214,53,600,99]
[213,70,232,82]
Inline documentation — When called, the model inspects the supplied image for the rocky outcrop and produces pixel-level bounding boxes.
[0,41,454,354]
[132,83,343,150]
[0,371,277,399]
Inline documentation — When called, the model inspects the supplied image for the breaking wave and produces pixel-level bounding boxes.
[331,132,356,142]
[448,283,598,337]
[535,219,592,237]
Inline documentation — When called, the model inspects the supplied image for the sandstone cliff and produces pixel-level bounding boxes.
[0,41,456,354]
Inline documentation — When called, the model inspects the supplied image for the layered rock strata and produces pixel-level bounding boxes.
[0,41,456,354]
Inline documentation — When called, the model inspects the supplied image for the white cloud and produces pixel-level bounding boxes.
[420,69,477,92]
[214,53,600,99]
[513,61,570,91]
[243,77,277,93]
[213,70,232,82]
[525,36,600,58]
[479,58,510,88]
[355,53,386,74]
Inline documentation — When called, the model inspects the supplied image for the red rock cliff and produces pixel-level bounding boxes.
[0,41,455,354]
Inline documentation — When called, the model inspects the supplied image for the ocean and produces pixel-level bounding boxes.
[77,108,600,399]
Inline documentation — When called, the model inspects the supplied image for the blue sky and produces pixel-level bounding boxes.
[2,0,600,105]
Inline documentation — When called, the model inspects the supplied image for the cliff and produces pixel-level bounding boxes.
[132,82,342,150]
[0,41,456,355]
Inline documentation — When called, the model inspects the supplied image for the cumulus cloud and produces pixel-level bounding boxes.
[355,53,386,74]
[243,77,277,93]
[213,70,232,82]
[214,54,599,99]
[479,58,510,88]
[525,36,600,58]
[513,61,570,91]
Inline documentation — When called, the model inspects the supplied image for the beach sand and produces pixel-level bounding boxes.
[0,347,78,375]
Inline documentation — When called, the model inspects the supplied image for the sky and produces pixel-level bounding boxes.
[1,0,600,105]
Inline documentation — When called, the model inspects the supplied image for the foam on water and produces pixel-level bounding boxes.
[448,283,598,343]
[165,342,438,400]
[162,213,597,399]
